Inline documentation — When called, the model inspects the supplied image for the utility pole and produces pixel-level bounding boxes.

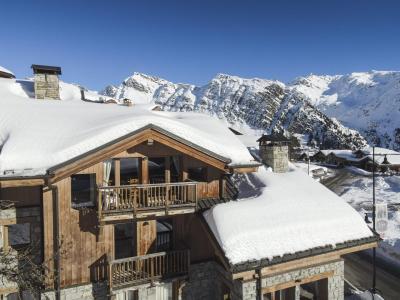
[372,146,376,294]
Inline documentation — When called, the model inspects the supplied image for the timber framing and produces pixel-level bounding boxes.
[45,124,238,183]
[0,177,45,188]
[232,237,378,280]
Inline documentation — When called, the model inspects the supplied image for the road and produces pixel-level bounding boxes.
[343,252,400,300]
[321,168,400,300]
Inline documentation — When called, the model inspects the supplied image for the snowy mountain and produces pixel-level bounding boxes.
[103,72,367,149]
[289,71,400,150]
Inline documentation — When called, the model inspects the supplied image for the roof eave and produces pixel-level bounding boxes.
[47,123,232,175]
[230,233,380,274]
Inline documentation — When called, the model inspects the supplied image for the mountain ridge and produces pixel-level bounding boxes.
[102,70,400,150]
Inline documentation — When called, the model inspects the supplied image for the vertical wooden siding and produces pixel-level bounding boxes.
[49,162,114,288]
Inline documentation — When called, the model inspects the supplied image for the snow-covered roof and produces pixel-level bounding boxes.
[362,146,400,165]
[318,149,364,162]
[203,166,374,265]
[0,65,15,77]
[0,78,257,177]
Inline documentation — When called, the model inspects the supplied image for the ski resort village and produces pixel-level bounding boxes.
[2,61,400,300]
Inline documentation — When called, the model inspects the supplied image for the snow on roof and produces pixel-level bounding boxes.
[319,149,363,162]
[362,146,400,165]
[0,65,15,76]
[203,166,374,265]
[0,79,256,177]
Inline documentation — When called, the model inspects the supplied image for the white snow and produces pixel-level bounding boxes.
[203,166,374,264]
[0,78,256,177]
[289,71,400,150]
[0,65,14,77]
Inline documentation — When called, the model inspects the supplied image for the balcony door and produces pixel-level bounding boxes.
[148,156,180,184]
[114,223,136,259]
[120,158,140,185]
[104,157,140,186]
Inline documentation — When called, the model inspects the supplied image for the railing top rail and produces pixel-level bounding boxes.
[111,249,189,264]
[98,182,198,190]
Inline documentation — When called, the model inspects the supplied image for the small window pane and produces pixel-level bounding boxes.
[114,223,135,259]
[148,157,166,184]
[120,158,139,185]
[71,174,96,207]
[8,223,31,246]
[188,167,207,182]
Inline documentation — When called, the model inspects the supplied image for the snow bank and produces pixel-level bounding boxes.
[0,78,256,176]
[203,166,374,265]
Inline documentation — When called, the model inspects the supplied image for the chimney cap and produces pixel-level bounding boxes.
[31,64,62,75]
[257,133,290,143]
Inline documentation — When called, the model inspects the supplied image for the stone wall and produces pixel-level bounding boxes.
[182,261,243,300]
[34,73,60,100]
[260,145,289,173]
[241,260,344,300]
[41,282,108,300]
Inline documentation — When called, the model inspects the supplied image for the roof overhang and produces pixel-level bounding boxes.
[45,124,238,183]
[231,234,379,277]
[0,176,46,188]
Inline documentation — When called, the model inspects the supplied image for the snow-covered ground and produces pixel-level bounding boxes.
[334,173,400,265]
[293,161,333,181]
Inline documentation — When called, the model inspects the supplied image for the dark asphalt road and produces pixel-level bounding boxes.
[343,252,400,300]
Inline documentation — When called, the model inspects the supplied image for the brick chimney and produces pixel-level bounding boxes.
[257,133,290,172]
[31,65,62,100]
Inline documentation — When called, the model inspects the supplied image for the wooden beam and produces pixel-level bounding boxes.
[165,157,171,183]
[49,128,229,184]
[114,159,120,186]
[261,271,334,294]
[233,241,377,280]
[0,178,44,188]
[230,166,259,173]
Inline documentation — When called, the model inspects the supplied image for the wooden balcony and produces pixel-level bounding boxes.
[109,250,190,290]
[98,182,198,223]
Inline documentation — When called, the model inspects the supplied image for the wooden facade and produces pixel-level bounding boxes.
[0,129,239,296]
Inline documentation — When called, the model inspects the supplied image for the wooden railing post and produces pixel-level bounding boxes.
[98,186,102,222]
[108,255,113,290]
[194,184,198,210]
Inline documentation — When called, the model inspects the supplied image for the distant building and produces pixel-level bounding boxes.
[258,134,290,172]
[0,66,15,79]
[31,64,62,100]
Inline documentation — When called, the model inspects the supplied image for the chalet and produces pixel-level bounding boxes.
[0,66,15,79]
[361,147,400,173]
[311,151,327,163]
[0,71,378,300]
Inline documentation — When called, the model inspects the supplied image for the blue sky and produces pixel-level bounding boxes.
[1,0,400,90]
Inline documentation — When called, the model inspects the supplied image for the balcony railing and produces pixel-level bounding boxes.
[109,250,190,290]
[98,182,198,221]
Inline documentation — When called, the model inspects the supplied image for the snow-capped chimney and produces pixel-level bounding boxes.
[31,64,62,100]
[257,134,290,173]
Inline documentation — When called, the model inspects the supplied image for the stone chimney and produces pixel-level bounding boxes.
[31,65,62,100]
[257,133,290,173]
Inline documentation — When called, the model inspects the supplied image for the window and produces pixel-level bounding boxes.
[148,157,166,184]
[120,158,140,185]
[114,223,136,259]
[71,174,96,207]
[170,156,180,182]
[188,167,207,182]
[8,223,31,247]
